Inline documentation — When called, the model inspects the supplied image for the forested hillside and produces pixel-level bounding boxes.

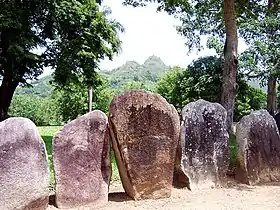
[15,75,53,97]
[15,55,170,97]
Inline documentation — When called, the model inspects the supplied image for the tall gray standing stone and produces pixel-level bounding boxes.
[53,110,110,209]
[109,90,180,200]
[235,110,280,185]
[175,99,229,190]
[0,117,50,210]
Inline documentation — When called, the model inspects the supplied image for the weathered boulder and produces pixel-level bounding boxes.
[53,110,110,209]
[109,90,180,200]
[235,110,280,185]
[175,99,229,190]
[0,117,49,210]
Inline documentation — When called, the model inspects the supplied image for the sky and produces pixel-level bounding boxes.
[98,0,215,71]
[41,0,248,76]
[99,0,247,70]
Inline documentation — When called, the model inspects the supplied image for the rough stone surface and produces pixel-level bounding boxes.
[176,99,229,190]
[235,109,280,185]
[0,117,49,210]
[53,110,110,209]
[109,90,180,200]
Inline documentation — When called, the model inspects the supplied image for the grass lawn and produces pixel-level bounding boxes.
[38,126,61,190]
[38,126,120,191]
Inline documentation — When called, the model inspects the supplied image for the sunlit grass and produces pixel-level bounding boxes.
[38,126,62,191]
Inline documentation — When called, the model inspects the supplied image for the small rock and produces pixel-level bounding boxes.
[0,117,49,210]
[53,110,110,209]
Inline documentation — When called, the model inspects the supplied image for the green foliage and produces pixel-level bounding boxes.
[234,85,267,121]
[48,0,123,88]
[0,0,122,86]
[53,74,115,122]
[0,0,53,84]
[8,95,61,126]
[119,81,151,92]
[156,56,224,111]
[239,4,280,83]
[0,0,123,121]
[156,66,185,109]
[156,56,267,119]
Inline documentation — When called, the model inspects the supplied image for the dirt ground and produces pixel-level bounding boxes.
[47,179,280,210]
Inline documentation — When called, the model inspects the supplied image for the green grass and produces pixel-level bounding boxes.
[110,149,121,181]
[38,126,62,190]
[38,126,120,191]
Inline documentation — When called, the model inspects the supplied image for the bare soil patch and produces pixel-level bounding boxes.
[47,179,280,210]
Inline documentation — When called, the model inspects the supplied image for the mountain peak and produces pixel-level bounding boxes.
[144,55,165,66]
[121,61,140,70]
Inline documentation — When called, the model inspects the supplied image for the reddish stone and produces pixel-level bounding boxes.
[53,110,110,209]
[109,90,180,200]
[0,117,49,210]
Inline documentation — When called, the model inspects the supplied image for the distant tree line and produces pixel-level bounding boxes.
[9,56,267,125]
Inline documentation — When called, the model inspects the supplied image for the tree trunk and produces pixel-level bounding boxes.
[88,86,93,112]
[267,76,277,116]
[0,28,21,122]
[221,0,238,134]
[0,77,18,122]
[266,0,276,116]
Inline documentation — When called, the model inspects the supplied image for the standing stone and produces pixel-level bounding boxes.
[53,110,110,209]
[0,117,49,210]
[175,99,229,190]
[109,90,180,200]
[235,110,280,185]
